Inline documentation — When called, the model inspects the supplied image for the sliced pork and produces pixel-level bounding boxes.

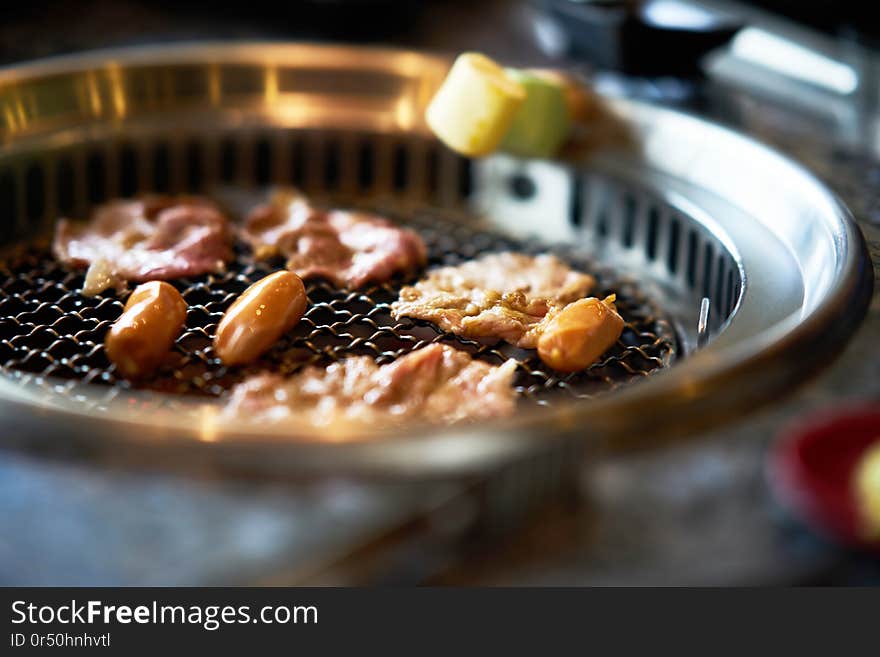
[53,196,233,295]
[242,190,427,288]
[223,343,518,428]
[391,252,595,348]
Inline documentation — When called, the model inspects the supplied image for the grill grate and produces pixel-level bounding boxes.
[0,204,677,410]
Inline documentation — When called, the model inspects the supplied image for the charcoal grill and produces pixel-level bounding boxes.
[0,43,872,478]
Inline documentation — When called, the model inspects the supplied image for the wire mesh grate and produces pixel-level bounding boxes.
[0,204,678,409]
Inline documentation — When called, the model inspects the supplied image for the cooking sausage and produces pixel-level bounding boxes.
[214,271,307,366]
[105,281,187,379]
[537,295,624,372]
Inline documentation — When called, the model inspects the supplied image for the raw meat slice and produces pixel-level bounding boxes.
[242,190,427,288]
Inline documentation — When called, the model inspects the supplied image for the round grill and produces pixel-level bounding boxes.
[0,43,870,477]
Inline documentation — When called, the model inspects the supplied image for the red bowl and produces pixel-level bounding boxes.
[770,401,880,551]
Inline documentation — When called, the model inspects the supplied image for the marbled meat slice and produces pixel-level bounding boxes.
[223,343,518,428]
[242,190,427,288]
[53,196,233,295]
[391,252,595,348]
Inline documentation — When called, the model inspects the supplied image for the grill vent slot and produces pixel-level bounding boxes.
[152,142,171,193]
[86,149,107,204]
[254,137,273,187]
[291,137,307,188]
[25,164,45,226]
[646,206,660,261]
[185,140,204,192]
[220,138,237,184]
[702,242,715,300]
[392,142,409,193]
[358,139,376,191]
[621,193,636,247]
[119,144,139,197]
[0,172,16,243]
[686,229,698,289]
[667,217,680,274]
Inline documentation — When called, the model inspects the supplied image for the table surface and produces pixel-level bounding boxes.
[1,0,879,586]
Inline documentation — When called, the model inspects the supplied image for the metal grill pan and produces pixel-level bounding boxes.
[0,43,871,477]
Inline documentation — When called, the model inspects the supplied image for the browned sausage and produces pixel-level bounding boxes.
[105,281,187,379]
[537,295,624,372]
[214,271,307,366]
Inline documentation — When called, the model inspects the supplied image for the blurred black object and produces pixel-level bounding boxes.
[743,0,880,44]
[0,0,427,57]
[539,0,742,76]
[170,0,428,41]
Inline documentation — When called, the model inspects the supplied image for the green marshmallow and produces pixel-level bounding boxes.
[500,69,572,159]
